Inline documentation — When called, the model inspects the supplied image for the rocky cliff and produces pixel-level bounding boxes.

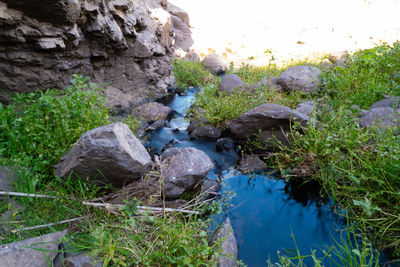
[0,0,192,110]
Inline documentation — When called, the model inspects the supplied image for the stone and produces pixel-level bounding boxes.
[203,54,227,75]
[148,120,166,131]
[55,123,152,187]
[161,147,182,160]
[200,178,221,200]
[370,97,400,109]
[0,167,15,191]
[0,231,66,267]
[190,126,221,140]
[227,103,309,142]
[295,101,316,116]
[0,0,189,105]
[238,154,267,173]
[216,138,235,152]
[211,218,239,267]
[218,74,246,95]
[162,147,214,200]
[279,65,321,93]
[248,76,283,92]
[183,50,200,62]
[54,252,102,267]
[103,85,135,114]
[359,107,400,128]
[133,102,173,123]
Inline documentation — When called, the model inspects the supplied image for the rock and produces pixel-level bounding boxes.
[249,76,283,92]
[227,103,309,145]
[55,123,152,187]
[202,54,227,75]
[200,178,221,200]
[238,155,266,173]
[148,120,166,131]
[218,74,246,95]
[133,102,173,123]
[0,230,66,267]
[54,252,101,267]
[162,147,214,200]
[211,218,239,267]
[183,50,200,62]
[103,86,136,114]
[295,101,316,116]
[359,107,400,128]
[279,65,321,93]
[370,97,400,109]
[0,0,190,105]
[216,138,235,152]
[190,126,221,140]
[0,167,15,191]
[161,147,182,160]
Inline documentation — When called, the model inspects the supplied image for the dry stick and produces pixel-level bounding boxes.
[0,191,200,215]
[11,217,85,233]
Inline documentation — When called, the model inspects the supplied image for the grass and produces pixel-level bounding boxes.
[0,74,221,266]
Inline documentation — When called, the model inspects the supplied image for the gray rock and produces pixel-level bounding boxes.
[370,97,400,109]
[190,126,221,140]
[148,120,166,131]
[183,50,200,62]
[0,231,66,267]
[218,74,246,95]
[295,101,316,116]
[0,0,189,105]
[55,123,152,187]
[200,178,221,200]
[249,76,283,92]
[161,147,183,160]
[216,138,235,152]
[162,147,214,200]
[55,253,102,267]
[203,54,227,75]
[0,167,15,191]
[279,65,321,93]
[227,103,309,143]
[359,107,400,128]
[238,155,266,173]
[133,102,173,123]
[211,218,239,267]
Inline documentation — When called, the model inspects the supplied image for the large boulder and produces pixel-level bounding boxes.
[0,0,190,108]
[0,231,66,267]
[279,65,321,93]
[218,74,246,95]
[211,218,239,267]
[202,54,227,75]
[162,147,214,200]
[133,102,173,123]
[359,107,400,128]
[55,123,152,187]
[227,103,309,145]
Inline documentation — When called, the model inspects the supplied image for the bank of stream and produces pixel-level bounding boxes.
[147,87,350,266]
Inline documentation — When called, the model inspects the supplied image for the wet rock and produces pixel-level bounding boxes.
[359,107,400,128]
[248,76,283,92]
[216,138,235,152]
[202,54,227,75]
[148,120,166,131]
[238,155,267,173]
[0,0,190,105]
[55,123,152,187]
[161,147,182,160]
[190,126,221,140]
[200,178,221,200]
[370,97,400,109]
[187,118,209,133]
[133,102,173,123]
[295,101,316,116]
[211,218,239,267]
[183,50,200,62]
[162,147,214,200]
[0,230,66,267]
[227,103,308,147]
[279,65,321,93]
[218,74,246,95]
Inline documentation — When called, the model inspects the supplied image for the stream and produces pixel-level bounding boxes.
[146,87,351,266]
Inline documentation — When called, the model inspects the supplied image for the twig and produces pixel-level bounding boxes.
[0,191,56,199]
[11,216,85,233]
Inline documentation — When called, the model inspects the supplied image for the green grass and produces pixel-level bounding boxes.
[0,74,221,266]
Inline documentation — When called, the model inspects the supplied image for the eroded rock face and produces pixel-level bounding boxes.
[162,147,214,200]
[0,0,191,108]
[55,123,152,187]
[279,65,321,93]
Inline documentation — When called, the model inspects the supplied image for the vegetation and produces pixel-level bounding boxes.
[0,74,220,266]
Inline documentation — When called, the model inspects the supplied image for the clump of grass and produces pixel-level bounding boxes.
[172,59,217,92]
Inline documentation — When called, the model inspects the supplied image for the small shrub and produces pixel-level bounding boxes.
[172,59,217,91]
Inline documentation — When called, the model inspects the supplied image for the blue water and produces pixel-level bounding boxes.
[148,87,374,266]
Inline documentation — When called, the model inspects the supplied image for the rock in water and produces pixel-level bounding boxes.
[55,123,152,187]
[0,0,191,109]
[279,65,321,93]
[162,147,214,200]
[211,218,239,267]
